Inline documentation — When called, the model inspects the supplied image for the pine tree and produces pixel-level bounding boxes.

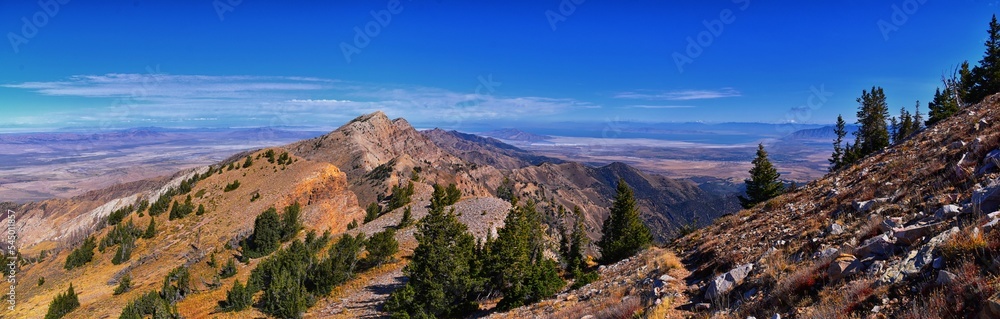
[223,280,252,312]
[364,228,398,268]
[397,206,413,228]
[44,283,80,319]
[927,87,960,126]
[738,144,785,209]
[114,274,132,295]
[364,202,381,224]
[142,217,156,239]
[597,179,653,264]
[970,15,1000,104]
[566,206,589,276]
[385,189,481,318]
[911,101,924,133]
[242,208,282,258]
[855,86,890,158]
[486,200,564,310]
[829,115,847,172]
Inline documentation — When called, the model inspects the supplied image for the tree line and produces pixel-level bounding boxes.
[830,15,1000,171]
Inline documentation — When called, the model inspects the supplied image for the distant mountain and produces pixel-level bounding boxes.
[9,110,740,318]
[422,128,564,169]
[479,128,552,142]
[780,124,859,142]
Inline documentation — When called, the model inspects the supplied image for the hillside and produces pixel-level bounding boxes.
[665,94,1000,317]
[5,110,746,319]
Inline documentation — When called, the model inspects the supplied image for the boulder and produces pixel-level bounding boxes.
[829,223,844,235]
[893,223,942,245]
[827,254,863,282]
[986,217,1000,233]
[814,247,838,260]
[854,198,889,214]
[934,205,963,220]
[937,270,958,286]
[705,263,753,300]
[978,149,1000,175]
[974,179,1000,215]
[855,234,896,260]
[899,243,935,277]
[878,218,900,233]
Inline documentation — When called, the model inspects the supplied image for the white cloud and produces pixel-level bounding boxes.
[624,105,696,109]
[614,88,741,101]
[3,74,595,129]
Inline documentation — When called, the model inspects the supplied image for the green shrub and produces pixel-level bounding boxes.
[242,208,282,259]
[44,283,80,319]
[107,205,134,226]
[64,237,96,270]
[224,180,241,192]
[220,258,238,279]
[364,202,381,224]
[222,280,253,312]
[114,274,132,295]
[364,228,398,267]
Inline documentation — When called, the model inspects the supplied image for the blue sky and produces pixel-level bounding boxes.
[0,1,994,132]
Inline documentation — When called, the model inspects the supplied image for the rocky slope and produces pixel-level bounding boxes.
[667,94,1000,318]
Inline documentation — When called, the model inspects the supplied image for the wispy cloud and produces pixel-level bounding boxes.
[2,74,595,130]
[614,88,741,101]
[624,105,696,109]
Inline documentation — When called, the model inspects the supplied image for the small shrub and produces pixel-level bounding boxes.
[64,237,96,270]
[220,258,238,279]
[44,284,80,319]
[224,180,241,192]
[114,274,133,295]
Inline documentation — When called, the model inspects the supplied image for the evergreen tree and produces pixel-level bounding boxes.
[242,208,282,258]
[364,228,398,268]
[385,189,481,318]
[223,280,253,312]
[142,217,156,239]
[565,206,589,277]
[114,274,133,295]
[397,206,413,228]
[738,144,785,209]
[927,87,960,126]
[485,200,564,310]
[280,202,302,241]
[64,237,96,270]
[364,202,381,224]
[220,258,238,279]
[855,86,890,157]
[597,179,653,264]
[196,204,205,216]
[44,283,80,319]
[912,101,924,132]
[242,156,253,169]
[829,115,847,172]
[970,15,1000,104]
